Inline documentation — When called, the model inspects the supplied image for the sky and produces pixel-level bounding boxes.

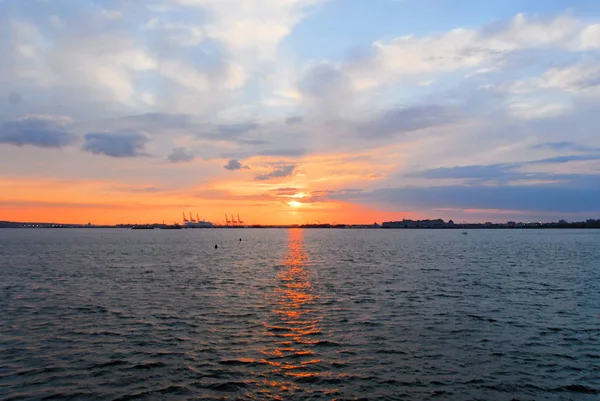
[2,0,600,225]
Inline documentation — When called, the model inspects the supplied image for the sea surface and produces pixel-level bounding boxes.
[0,228,599,400]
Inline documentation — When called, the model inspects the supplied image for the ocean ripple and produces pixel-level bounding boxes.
[1,228,599,400]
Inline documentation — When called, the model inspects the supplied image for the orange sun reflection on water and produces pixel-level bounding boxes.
[250,229,342,398]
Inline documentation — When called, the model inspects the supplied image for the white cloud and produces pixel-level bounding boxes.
[489,61,600,97]
[174,0,325,60]
[340,14,591,92]
[159,60,209,92]
[579,24,600,49]
[508,98,570,119]
[48,35,157,103]
[542,63,600,92]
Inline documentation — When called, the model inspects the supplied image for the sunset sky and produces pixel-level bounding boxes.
[2,0,600,225]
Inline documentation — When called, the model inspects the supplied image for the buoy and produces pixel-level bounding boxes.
[215,244,218,249]
[239,238,242,241]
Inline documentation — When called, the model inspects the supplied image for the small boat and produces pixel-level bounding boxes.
[462,231,468,235]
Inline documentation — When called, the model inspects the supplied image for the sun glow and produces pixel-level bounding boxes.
[288,200,302,208]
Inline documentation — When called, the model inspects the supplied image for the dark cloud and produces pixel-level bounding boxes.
[299,63,349,98]
[361,105,456,138]
[343,44,378,65]
[408,153,600,185]
[286,116,304,125]
[0,115,76,148]
[168,147,195,163]
[409,163,521,182]
[376,154,600,214]
[298,63,353,114]
[309,188,365,202]
[255,164,296,181]
[363,185,600,214]
[8,92,21,105]
[311,181,600,214]
[531,141,577,150]
[274,187,300,195]
[530,141,600,153]
[206,122,259,141]
[82,132,149,158]
[121,113,193,130]
[529,154,600,164]
[199,122,264,145]
[237,138,269,145]
[258,148,309,157]
[224,159,249,170]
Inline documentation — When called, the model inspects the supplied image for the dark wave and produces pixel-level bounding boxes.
[204,381,249,392]
[555,384,600,394]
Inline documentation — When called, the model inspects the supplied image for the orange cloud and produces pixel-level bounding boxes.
[0,144,417,225]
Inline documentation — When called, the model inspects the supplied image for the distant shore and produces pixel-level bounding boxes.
[2,219,600,229]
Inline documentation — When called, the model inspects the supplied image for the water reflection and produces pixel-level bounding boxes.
[252,229,337,399]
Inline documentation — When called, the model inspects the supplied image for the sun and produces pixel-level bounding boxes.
[288,200,302,208]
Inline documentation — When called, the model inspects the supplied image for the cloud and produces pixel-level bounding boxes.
[315,14,600,96]
[0,115,76,148]
[408,154,600,186]
[82,132,149,158]
[4,12,243,115]
[409,163,520,182]
[224,159,249,170]
[168,147,195,163]
[195,122,262,143]
[274,187,300,195]
[45,32,157,103]
[286,116,303,125]
[309,180,600,216]
[258,148,309,157]
[3,5,600,222]
[360,105,456,138]
[214,122,259,138]
[8,92,21,105]
[255,164,296,180]
[173,0,326,60]
[121,113,193,130]
[530,141,583,151]
[298,63,353,113]
[542,62,600,92]
[529,154,600,164]
[362,185,600,214]
[308,188,365,203]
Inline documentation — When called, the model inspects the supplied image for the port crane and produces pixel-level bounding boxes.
[237,214,244,225]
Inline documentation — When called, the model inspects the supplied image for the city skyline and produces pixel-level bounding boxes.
[2,0,600,225]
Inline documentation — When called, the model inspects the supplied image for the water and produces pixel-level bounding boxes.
[1,228,599,400]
